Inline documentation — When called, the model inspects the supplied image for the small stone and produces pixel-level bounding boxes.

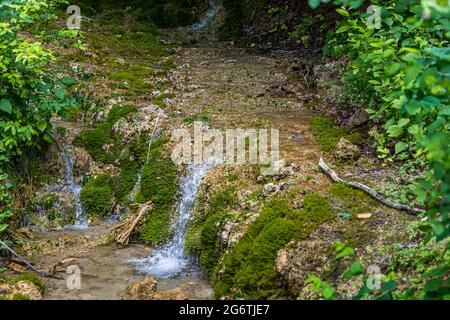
[357,213,372,219]
[7,262,28,273]
[334,137,361,160]
[292,133,302,141]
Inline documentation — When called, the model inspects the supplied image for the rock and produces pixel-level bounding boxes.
[293,200,303,209]
[357,213,372,219]
[7,262,28,273]
[147,282,200,300]
[48,258,80,275]
[276,165,294,180]
[292,133,302,141]
[348,109,369,127]
[125,276,157,299]
[262,183,280,197]
[334,137,361,160]
[73,147,92,174]
[0,281,42,300]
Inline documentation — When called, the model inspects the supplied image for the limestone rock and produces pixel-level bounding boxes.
[125,276,157,299]
[0,281,42,300]
[334,137,361,160]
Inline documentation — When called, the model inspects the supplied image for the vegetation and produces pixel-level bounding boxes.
[136,138,178,245]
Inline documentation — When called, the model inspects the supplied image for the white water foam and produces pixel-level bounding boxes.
[129,160,216,277]
[60,149,88,230]
[192,0,221,30]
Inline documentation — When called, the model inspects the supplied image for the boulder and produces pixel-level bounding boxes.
[334,137,361,160]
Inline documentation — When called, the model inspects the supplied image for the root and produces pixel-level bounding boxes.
[319,158,425,215]
[112,201,152,246]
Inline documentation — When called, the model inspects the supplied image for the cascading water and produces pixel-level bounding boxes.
[60,149,88,229]
[192,0,221,30]
[130,161,215,278]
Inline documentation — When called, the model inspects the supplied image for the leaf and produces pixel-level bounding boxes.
[0,99,12,114]
[308,0,321,9]
[385,63,401,76]
[342,263,365,279]
[405,100,421,115]
[386,125,403,137]
[336,8,349,17]
[37,121,47,132]
[395,141,408,154]
[398,118,410,127]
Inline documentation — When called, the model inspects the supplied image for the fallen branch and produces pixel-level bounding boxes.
[0,239,46,277]
[319,158,425,215]
[112,201,152,246]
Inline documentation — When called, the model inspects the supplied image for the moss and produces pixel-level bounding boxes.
[185,188,238,258]
[153,93,175,108]
[80,174,114,217]
[11,293,30,300]
[10,273,46,293]
[72,122,120,164]
[182,114,209,125]
[310,116,362,152]
[107,105,137,125]
[328,183,376,218]
[209,195,333,299]
[114,133,148,203]
[136,138,178,245]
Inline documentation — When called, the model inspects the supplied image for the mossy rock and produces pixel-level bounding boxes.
[107,105,137,125]
[136,138,178,245]
[10,273,46,293]
[80,174,114,217]
[310,116,362,152]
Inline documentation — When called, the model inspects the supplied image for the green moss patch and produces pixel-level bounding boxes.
[80,174,114,217]
[189,191,333,299]
[328,183,377,218]
[136,138,178,245]
[310,116,361,152]
[72,122,120,164]
[107,105,137,125]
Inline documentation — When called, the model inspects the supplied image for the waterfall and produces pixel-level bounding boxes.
[130,160,215,278]
[192,0,221,30]
[60,149,88,229]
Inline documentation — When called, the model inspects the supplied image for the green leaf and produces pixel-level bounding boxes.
[398,118,410,127]
[308,0,321,9]
[336,8,349,17]
[395,141,408,154]
[0,99,12,114]
[387,125,403,137]
[37,121,47,132]
[405,100,421,115]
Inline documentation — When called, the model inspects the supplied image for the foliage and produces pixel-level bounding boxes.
[72,123,120,164]
[0,0,77,163]
[107,105,137,125]
[0,173,13,238]
[311,0,450,299]
[136,138,178,245]
[80,174,113,217]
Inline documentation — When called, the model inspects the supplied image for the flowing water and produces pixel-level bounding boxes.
[192,0,221,30]
[129,161,215,278]
[60,149,88,229]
